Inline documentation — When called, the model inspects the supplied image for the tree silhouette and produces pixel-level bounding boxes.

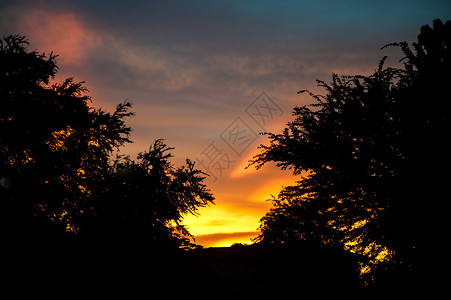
[82,139,214,249]
[249,19,450,287]
[0,35,133,233]
[1,35,214,252]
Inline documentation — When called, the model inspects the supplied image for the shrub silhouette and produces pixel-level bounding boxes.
[249,19,451,289]
[81,139,214,249]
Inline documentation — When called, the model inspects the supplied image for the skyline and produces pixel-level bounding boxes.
[3,0,450,246]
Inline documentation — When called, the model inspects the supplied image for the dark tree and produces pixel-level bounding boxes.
[1,34,217,296]
[1,35,214,252]
[83,139,214,249]
[0,35,133,233]
[249,19,450,287]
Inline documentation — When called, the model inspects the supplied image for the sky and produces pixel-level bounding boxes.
[2,0,450,247]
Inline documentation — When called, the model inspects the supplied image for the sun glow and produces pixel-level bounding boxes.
[183,171,298,247]
[211,238,253,248]
[183,205,259,237]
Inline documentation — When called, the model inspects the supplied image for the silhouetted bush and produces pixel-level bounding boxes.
[250,19,451,290]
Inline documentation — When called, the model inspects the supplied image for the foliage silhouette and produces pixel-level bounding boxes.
[0,35,214,252]
[1,35,133,235]
[249,19,450,289]
[81,139,214,249]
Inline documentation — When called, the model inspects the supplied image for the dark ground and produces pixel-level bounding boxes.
[28,230,363,297]
[179,243,361,296]
[25,219,419,297]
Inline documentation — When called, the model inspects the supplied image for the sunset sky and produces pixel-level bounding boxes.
[2,0,449,247]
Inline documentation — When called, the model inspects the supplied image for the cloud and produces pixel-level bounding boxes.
[2,0,413,111]
[194,231,259,247]
[16,9,100,65]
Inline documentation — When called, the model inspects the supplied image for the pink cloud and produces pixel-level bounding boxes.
[18,9,99,65]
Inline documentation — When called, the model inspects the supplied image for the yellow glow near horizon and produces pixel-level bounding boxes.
[183,205,259,237]
[191,231,260,248]
[183,172,298,247]
[210,238,253,248]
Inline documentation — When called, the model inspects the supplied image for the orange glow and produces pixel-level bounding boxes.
[248,178,297,203]
[229,116,292,179]
[228,145,261,178]
[4,147,34,166]
[46,126,75,152]
[183,166,298,247]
